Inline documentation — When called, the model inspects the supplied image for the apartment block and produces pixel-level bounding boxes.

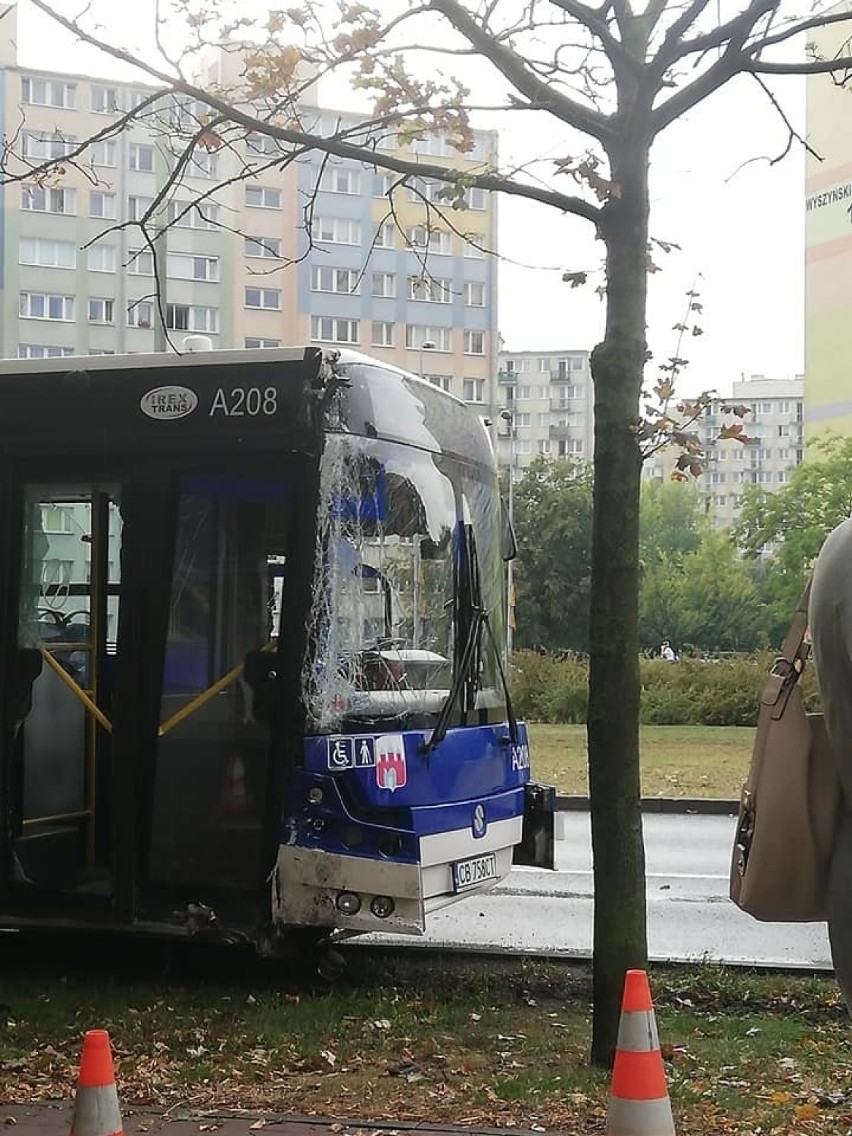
[643,376,804,529]
[805,14,852,442]
[496,348,594,476]
[0,6,499,416]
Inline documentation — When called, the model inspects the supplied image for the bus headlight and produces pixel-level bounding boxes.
[336,891,361,915]
[370,895,395,919]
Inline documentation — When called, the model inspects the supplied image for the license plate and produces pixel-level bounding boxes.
[452,852,498,892]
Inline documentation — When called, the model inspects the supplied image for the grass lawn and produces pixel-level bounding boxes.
[527,723,754,799]
[0,944,849,1135]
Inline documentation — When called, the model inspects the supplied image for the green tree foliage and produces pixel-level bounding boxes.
[639,481,703,562]
[736,434,852,636]
[638,484,761,652]
[513,458,594,652]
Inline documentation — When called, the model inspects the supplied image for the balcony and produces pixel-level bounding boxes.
[549,424,575,440]
[497,369,518,385]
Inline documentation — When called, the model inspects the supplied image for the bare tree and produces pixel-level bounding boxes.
[10,0,852,1064]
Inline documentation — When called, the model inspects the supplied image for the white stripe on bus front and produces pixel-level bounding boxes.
[419,816,523,867]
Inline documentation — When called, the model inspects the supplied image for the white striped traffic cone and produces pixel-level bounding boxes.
[606,970,676,1135]
[69,1029,124,1136]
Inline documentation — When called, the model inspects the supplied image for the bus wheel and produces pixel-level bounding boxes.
[316,945,347,982]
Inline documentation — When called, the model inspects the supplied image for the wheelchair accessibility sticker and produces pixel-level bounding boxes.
[326,733,408,790]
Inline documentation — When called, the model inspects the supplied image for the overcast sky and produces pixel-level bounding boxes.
[17,0,807,398]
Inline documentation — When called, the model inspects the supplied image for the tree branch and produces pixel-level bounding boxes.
[427,0,615,143]
[27,0,603,223]
[651,0,777,133]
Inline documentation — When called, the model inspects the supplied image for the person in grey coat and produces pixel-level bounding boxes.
[809,516,852,1007]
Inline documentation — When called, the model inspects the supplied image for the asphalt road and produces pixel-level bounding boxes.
[367,810,834,969]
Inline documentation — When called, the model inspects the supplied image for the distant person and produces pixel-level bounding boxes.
[660,640,677,662]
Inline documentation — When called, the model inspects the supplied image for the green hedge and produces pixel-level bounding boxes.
[510,650,821,726]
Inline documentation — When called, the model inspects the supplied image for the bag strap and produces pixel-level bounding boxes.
[778,577,812,670]
[762,576,812,716]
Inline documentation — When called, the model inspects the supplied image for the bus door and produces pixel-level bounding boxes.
[144,472,295,918]
[6,483,122,898]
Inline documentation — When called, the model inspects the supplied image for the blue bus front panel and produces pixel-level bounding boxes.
[271,722,532,934]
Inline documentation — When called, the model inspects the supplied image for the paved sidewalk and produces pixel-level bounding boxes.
[2,1104,539,1136]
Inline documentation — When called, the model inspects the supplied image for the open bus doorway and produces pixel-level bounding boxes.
[11,484,122,894]
[146,472,294,911]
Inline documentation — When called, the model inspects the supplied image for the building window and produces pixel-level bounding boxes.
[319,167,361,194]
[90,191,117,219]
[310,316,359,344]
[516,385,531,400]
[374,172,397,197]
[407,178,446,204]
[406,226,452,255]
[372,321,394,347]
[463,378,485,403]
[127,301,154,328]
[311,217,361,245]
[464,330,485,355]
[244,287,281,310]
[186,151,218,179]
[21,185,76,215]
[88,244,117,273]
[167,199,220,229]
[405,326,451,351]
[246,185,282,209]
[465,281,485,307]
[40,506,74,533]
[539,439,552,455]
[128,143,155,172]
[22,131,76,161]
[91,85,122,113]
[310,267,358,294]
[465,187,487,210]
[166,303,218,333]
[371,272,396,298]
[128,249,155,276]
[245,337,281,349]
[90,140,117,167]
[21,77,76,109]
[374,222,395,248]
[168,253,220,282]
[88,298,114,324]
[127,195,155,222]
[410,134,451,157]
[245,236,282,259]
[409,276,453,303]
[18,344,74,359]
[246,132,279,155]
[19,292,75,321]
[558,439,583,456]
[427,374,452,392]
[19,237,76,269]
[464,235,485,259]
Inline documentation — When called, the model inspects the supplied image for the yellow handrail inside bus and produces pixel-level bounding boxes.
[39,647,113,735]
[157,641,277,738]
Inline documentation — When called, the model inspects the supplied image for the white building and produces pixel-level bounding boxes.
[496,348,594,476]
[643,375,804,529]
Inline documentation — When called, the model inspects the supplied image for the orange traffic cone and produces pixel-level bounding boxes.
[606,970,675,1135]
[219,752,251,816]
[70,1029,124,1136]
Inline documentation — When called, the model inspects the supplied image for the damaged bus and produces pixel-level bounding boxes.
[0,346,553,955]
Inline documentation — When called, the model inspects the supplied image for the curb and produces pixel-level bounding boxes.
[555,794,738,816]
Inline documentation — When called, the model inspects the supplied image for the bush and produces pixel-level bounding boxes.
[510,649,823,726]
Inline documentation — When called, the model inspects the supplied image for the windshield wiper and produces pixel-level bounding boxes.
[421,524,518,754]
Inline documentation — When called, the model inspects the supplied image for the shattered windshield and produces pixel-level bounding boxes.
[303,433,506,734]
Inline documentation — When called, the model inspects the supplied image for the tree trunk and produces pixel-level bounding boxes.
[588,138,651,1067]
